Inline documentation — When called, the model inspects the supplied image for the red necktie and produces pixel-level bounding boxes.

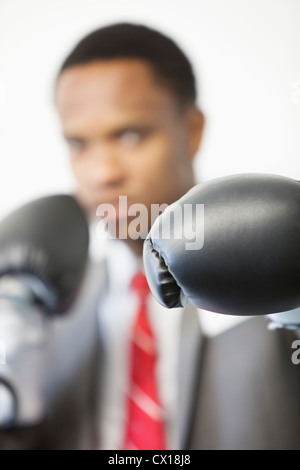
[122,272,166,450]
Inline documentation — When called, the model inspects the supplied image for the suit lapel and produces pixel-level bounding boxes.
[177,303,204,449]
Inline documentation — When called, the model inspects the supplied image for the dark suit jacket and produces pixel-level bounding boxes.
[187,317,300,450]
[0,261,299,450]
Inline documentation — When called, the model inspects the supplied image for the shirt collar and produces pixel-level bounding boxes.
[103,238,143,292]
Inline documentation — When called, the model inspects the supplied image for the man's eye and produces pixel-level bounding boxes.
[67,139,86,152]
[119,130,143,148]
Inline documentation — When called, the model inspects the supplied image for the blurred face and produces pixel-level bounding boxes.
[55,59,204,252]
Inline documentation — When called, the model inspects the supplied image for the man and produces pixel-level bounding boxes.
[1,22,299,450]
[54,22,204,450]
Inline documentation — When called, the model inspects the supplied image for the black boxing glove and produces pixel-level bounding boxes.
[0,194,89,428]
[0,194,89,313]
[143,173,300,317]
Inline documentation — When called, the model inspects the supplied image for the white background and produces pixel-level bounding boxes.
[0,0,299,333]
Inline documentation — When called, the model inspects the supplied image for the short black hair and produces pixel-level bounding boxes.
[58,22,197,109]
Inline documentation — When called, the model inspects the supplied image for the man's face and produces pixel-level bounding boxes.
[55,59,203,243]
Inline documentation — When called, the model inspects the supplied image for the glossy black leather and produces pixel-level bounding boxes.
[143,173,300,316]
[0,195,89,313]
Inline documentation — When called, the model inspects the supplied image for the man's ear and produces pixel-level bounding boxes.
[185,107,205,160]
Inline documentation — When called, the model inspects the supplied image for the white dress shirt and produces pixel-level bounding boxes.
[96,238,184,450]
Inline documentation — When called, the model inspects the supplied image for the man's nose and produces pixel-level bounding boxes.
[86,141,126,188]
